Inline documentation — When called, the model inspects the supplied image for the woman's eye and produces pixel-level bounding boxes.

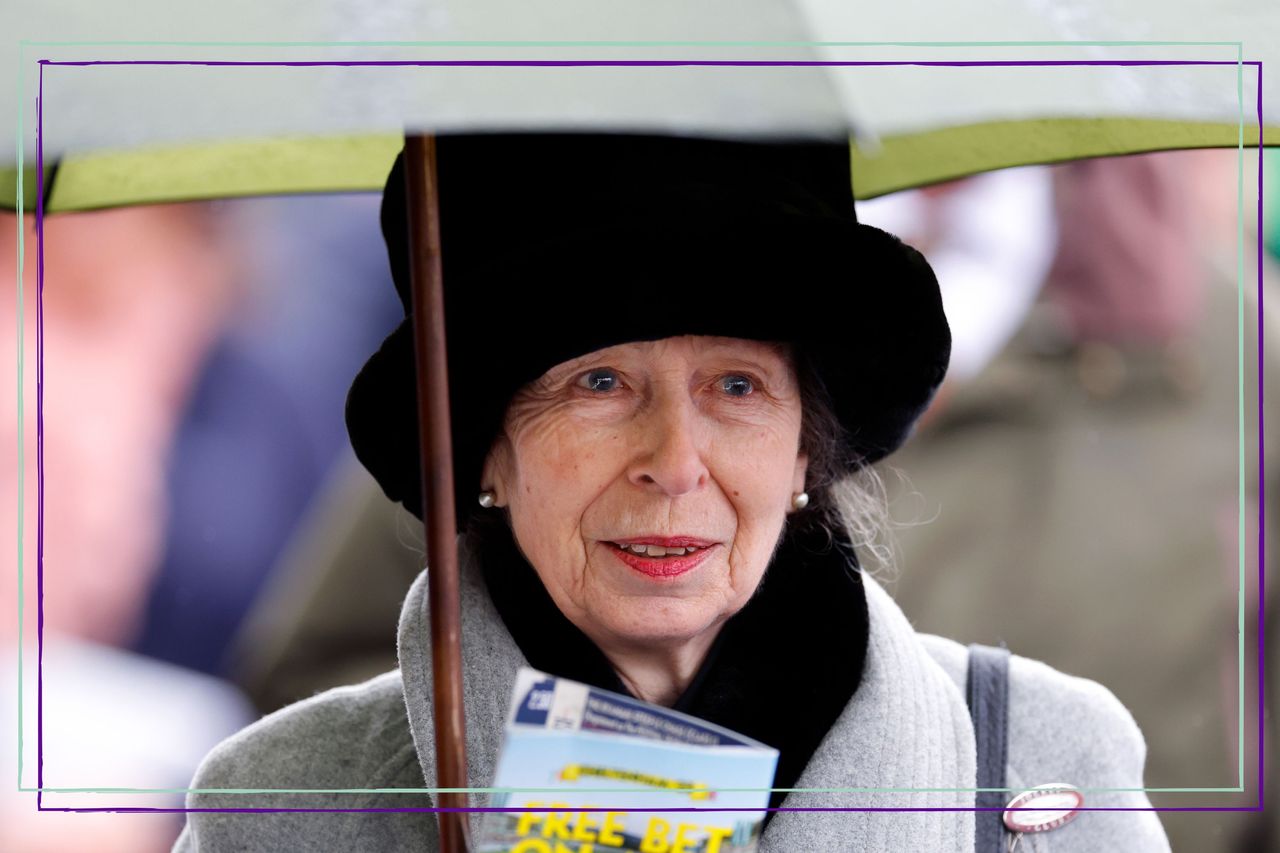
[718,374,754,397]
[577,368,621,393]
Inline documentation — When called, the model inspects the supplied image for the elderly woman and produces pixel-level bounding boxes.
[177,135,1169,851]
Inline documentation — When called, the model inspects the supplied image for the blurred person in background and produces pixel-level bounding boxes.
[130,194,402,677]
[874,150,1278,853]
[4,193,404,849]
[1,205,253,851]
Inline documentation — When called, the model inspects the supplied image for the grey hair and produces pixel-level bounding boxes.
[791,351,901,577]
[828,468,900,577]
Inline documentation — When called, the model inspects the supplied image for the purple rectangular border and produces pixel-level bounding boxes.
[27,56,1259,814]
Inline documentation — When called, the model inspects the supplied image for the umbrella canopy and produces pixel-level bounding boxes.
[5,0,1277,210]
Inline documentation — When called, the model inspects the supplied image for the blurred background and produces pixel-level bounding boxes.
[3,148,1276,851]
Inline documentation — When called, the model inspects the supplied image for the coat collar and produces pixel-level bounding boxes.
[760,575,977,849]
[397,543,976,850]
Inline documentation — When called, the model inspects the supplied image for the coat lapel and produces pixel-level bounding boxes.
[397,550,527,807]
[761,575,977,852]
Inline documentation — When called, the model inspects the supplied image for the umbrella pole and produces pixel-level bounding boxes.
[404,133,470,853]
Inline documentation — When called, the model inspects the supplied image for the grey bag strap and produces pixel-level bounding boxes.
[966,643,1012,853]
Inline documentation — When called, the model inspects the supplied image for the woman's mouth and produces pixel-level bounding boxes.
[605,539,717,578]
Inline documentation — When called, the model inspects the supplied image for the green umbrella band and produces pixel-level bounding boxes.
[4,116,1274,214]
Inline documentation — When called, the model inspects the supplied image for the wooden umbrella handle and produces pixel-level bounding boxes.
[404,133,470,853]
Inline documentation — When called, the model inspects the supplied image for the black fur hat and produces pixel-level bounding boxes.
[346,134,950,524]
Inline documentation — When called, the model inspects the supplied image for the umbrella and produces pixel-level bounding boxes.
[5,0,1279,210]
[7,4,1277,851]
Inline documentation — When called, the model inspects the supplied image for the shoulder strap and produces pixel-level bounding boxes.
[966,643,1011,853]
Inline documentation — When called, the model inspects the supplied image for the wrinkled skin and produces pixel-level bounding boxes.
[483,336,807,703]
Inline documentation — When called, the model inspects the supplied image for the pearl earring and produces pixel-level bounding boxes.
[791,491,809,511]
[478,490,496,508]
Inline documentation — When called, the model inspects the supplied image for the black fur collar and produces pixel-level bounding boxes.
[474,517,869,815]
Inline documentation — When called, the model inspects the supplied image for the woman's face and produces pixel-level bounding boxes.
[484,336,807,654]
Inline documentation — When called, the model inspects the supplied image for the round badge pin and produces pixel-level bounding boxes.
[1003,783,1083,834]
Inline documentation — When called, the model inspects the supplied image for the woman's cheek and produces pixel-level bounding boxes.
[519,427,611,522]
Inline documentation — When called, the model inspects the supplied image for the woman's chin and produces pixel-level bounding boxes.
[587,596,730,652]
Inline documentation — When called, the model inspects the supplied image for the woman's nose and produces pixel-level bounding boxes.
[626,395,709,497]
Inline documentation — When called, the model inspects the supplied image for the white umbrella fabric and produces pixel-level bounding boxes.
[5,0,1276,209]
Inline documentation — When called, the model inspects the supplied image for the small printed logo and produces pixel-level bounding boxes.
[513,678,556,726]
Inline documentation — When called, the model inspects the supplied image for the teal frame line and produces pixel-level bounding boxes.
[11,38,1257,799]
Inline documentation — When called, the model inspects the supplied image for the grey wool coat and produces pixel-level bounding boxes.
[175,548,1170,852]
